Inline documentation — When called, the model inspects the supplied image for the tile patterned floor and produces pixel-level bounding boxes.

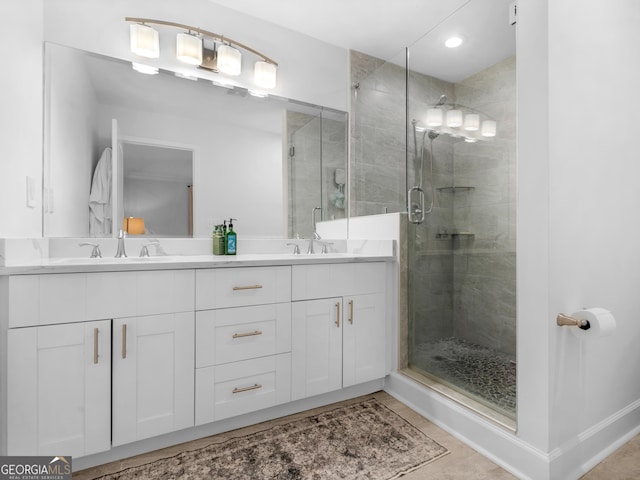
[74,391,640,480]
[412,337,516,417]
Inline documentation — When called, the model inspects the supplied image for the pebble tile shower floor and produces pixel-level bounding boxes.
[412,337,516,416]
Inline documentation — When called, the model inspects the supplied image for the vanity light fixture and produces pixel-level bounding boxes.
[446,109,463,128]
[481,120,497,137]
[426,108,443,127]
[463,113,480,131]
[254,60,277,89]
[217,44,242,75]
[126,17,278,89]
[130,23,160,58]
[176,32,203,65]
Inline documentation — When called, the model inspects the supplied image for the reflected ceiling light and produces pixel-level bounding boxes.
[445,36,464,48]
[426,108,443,127]
[464,113,480,131]
[131,62,159,75]
[176,32,203,65]
[248,89,268,98]
[130,23,159,58]
[254,61,277,89]
[125,17,279,89]
[175,71,199,81]
[217,44,242,75]
[464,137,478,143]
[481,120,497,137]
[446,109,463,128]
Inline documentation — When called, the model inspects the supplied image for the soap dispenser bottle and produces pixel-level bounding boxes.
[213,225,226,255]
[226,218,237,255]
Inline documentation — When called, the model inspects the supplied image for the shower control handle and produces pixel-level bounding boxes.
[408,186,426,224]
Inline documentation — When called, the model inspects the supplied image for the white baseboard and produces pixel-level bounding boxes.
[384,372,640,480]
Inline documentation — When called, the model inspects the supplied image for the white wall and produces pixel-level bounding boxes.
[0,1,44,238]
[518,0,640,477]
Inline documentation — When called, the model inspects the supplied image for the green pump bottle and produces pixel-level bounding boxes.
[226,218,237,255]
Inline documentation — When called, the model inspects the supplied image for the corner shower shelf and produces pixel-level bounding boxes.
[436,232,475,239]
[437,186,475,193]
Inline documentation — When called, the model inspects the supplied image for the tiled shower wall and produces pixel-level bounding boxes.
[350,50,516,358]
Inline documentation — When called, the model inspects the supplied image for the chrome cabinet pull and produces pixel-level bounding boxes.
[335,302,340,327]
[232,384,262,394]
[348,300,354,324]
[232,330,263,339]
[232,284,263,291]
[122,324,127,359]
[93,327,99,364]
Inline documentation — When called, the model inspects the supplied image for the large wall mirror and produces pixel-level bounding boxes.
[43,43,348,239]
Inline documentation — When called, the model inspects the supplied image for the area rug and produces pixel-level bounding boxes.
[94,398,448,480]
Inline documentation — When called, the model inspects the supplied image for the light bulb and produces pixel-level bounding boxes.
[446,109,463,128]
[426,108,443,127]
[254,61,277,89]
[481,120,497,137]
[464,114,480,131]
[176,33,202,65]
[130,24,159,58]
[217,44,242,76]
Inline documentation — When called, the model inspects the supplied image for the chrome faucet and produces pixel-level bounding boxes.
[79,242,102,258]
[307,206,322,255]
[115,229,127,258]
[139,241,160,257]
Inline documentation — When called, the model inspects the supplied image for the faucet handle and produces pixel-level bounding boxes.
[139,241,160,257]
[286,242,301,255]
[79,242,102,258]
[318,241,334,254]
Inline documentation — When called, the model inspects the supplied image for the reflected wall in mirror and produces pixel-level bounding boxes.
[43,43,347,239]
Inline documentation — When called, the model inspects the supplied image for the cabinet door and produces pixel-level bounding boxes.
[343,293,386,387]
[7,320,111,457]
[112,313,194,446]
[291,298,342,400]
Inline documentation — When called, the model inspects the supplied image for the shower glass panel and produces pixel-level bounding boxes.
[405,0,517,421]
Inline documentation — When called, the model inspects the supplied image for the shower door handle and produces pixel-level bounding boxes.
[408,186,426,224]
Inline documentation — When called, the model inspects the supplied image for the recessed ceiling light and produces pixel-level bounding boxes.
[445,36,464,48]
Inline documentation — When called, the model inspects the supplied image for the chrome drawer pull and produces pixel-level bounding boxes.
[232,330,263,339]
[348,300,354,324]
[335,302,340,327]
[232,384,262,394]
[232,284,263,291]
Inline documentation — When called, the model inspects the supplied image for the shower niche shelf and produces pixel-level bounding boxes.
[436,232,475,239]
[437,186,475,193]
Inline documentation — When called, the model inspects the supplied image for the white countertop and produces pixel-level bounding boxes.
[0,252,395,275]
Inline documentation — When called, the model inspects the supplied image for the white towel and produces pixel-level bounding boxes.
[89,147,112,235]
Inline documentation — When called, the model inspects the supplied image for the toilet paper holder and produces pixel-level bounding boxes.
[556,313,591,330]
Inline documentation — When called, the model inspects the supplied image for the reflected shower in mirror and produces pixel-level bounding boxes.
[43,43,347,239]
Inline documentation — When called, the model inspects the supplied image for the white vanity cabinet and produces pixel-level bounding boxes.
[291,262,387,400]
[112,313,195,446]
[194,266,292,425]
[4,269,195,456]
[7,320,111,457]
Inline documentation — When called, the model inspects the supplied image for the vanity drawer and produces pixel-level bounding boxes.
[196,303,291,367]
[291,262,386,301]
[8,271,195,328]
[195,266,291,310]
[195,353,291,424]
